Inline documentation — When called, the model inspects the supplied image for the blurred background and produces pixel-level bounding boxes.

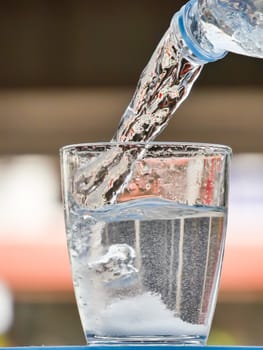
[0,0,262,346]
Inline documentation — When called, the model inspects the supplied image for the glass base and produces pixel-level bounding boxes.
[86,334,206,346]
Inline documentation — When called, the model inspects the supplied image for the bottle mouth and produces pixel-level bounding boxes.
[173,0,227,63]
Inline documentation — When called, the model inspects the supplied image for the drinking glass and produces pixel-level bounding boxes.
[60,142,231,345]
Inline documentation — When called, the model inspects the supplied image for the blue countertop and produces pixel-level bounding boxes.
[2,346,263,350]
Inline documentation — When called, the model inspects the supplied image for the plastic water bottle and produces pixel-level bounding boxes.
[172,0,263,63]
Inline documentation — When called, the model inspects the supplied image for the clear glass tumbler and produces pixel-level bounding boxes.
[60,142,231,345]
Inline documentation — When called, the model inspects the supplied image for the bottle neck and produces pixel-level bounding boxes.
[171,0,227,64]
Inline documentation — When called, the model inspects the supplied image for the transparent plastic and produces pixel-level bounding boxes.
[172,0,263,63]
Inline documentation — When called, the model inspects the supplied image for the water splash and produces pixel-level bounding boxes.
[88,243,138,288]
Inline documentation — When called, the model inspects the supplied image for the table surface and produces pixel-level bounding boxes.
[2,346,263,350]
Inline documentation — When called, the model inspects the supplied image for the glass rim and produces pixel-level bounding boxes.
[60,141,232,155]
